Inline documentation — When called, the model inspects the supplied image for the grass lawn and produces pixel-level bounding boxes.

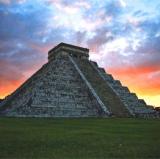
[0,117,159,159]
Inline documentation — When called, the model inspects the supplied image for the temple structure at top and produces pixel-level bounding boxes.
[48,43,89,61]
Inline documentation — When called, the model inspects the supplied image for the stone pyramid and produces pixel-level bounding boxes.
[0,43,157,117]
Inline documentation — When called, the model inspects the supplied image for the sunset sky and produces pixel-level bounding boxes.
[0,0,160,107]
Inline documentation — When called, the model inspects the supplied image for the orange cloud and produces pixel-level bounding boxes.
[0,54,44,99]
[0,59,24,99]
[0,78,25,99]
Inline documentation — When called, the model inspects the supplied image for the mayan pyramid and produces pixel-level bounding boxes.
[0,43,157,117]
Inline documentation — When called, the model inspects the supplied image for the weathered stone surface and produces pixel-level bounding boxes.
[0,42,158,118]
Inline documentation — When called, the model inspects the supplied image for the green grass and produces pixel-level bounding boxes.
[0,118,159,159]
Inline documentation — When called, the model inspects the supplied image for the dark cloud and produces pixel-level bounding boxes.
[88,8,160,71]
[0,0,76,89]
[0,59,24,81]
[75,31,86,45]
[139,18,160,36]
[133,10,148,17]
[0,7,49,41]
[87,28,114,52]
[133,38,160,69]
[127,16,160,68]
[0,2,48,85]
[105,0,124,17]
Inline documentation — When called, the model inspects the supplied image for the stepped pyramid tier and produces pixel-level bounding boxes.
[0,42,158,118]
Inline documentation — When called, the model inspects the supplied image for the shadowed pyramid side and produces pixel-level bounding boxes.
[74,57,131,117]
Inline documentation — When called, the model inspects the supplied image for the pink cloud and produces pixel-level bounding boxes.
[0,0,26,5]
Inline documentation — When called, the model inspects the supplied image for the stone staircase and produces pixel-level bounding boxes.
[74,58,131,117]
[90,61,157,117]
